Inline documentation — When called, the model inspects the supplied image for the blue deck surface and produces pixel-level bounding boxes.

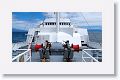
[31,51,83,62]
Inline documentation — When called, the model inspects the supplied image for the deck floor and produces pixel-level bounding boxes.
[31,51,83,62]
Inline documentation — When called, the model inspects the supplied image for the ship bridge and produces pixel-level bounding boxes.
[42,18,71,27]
[37,18,74,37]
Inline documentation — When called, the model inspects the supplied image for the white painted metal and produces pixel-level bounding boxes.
[82,49,102,62]
[24,12,89,46]
[12,49,31,62]
[56,12,60,33]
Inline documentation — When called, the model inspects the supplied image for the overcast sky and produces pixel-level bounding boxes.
[12,12,102,30]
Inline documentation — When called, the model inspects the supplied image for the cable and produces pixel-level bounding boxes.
[80,12,90,26]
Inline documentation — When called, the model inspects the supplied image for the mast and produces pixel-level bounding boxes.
[56,12,60,33]
[55,12,60,42]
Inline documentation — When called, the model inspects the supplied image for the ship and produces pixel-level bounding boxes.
[12,12,102,62]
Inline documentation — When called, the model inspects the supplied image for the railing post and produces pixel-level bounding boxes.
[17,57,19,62]
[91,58,93,62]
[29,49,31,62]
[97,54,98,61]
[82,51,83,62]
[24,53,25,62]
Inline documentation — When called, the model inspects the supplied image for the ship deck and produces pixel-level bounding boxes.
[12,42,102,62]
[31,51,83,62]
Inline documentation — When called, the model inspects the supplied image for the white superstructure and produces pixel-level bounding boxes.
[26,12,89,47]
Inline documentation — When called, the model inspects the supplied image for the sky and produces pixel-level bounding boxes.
[12,12,102,30]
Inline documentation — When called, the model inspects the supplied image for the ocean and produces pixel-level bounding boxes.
[12,30,102,43]
[88,31,102,43]
[12,32,28,43]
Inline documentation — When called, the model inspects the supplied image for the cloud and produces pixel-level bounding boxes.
[12,15,43,30]
[13,12,102,30]
[45,12,102,26]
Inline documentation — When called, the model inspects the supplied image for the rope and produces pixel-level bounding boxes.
[80,12,90,26]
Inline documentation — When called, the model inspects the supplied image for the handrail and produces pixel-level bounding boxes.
[82,50,98,62]
[82,49,102,62]
[83,49,102,51]
[12,49,31,62]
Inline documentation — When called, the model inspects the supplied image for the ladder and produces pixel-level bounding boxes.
[26,29,35,49]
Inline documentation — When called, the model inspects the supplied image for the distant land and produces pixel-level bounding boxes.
[12,28,27,32]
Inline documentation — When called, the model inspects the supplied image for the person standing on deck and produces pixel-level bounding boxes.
[64,40,73,62]
[44,40,51,55]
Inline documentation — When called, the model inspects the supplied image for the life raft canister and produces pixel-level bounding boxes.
[34,44,43,51]
[71,44,80,51]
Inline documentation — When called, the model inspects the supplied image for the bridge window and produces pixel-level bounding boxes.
[53,22,56,25]
[68,23,70,25]
[75,31,78,33]
[45,22,71,25]
[59,22,70,25]
[64,23,66,25]
[59,23,61,25]
[45,22,57,25]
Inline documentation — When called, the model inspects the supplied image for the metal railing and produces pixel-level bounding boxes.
[12,49,31,62]
[82,49,102,62]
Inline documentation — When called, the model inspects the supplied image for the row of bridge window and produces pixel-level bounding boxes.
[44,22,71,25]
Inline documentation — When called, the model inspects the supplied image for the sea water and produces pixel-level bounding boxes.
[12,30,102,43]
[12,32,28,43]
